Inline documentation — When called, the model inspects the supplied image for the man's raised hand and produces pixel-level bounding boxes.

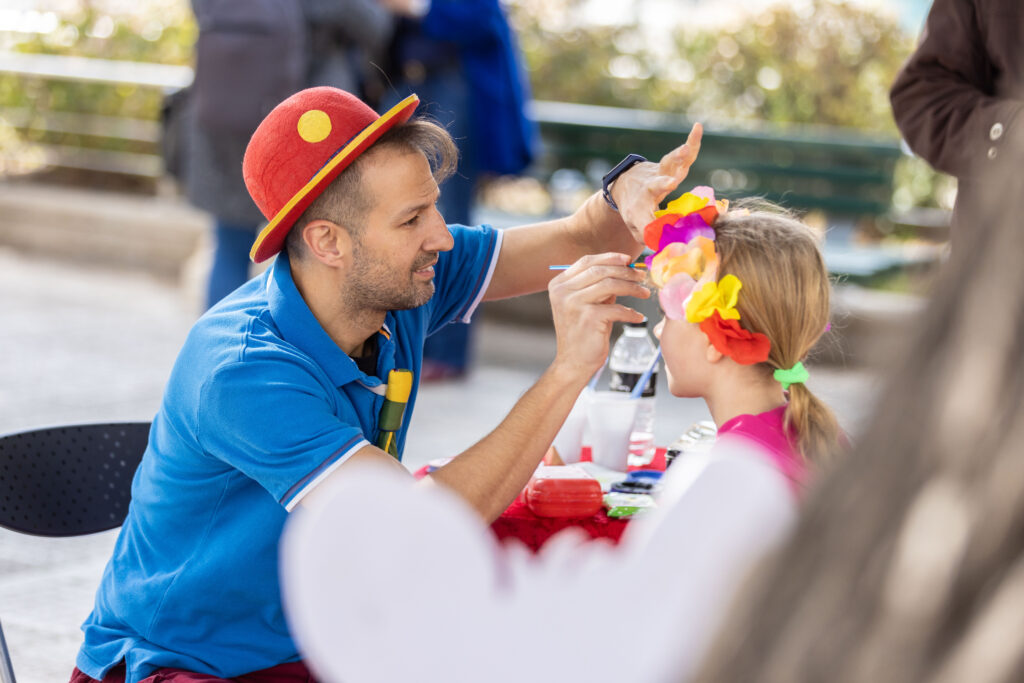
[611,122,703,243]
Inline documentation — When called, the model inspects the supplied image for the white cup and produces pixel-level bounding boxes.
[551,389,590,464]
[585,391,639,472]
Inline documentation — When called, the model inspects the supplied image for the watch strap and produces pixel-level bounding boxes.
[602,153,647,211]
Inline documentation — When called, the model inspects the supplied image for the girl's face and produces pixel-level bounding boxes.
[654,315,711,397]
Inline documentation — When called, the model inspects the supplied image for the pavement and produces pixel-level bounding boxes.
[0,227,880,683]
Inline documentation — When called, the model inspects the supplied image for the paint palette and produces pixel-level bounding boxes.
[525,465,603,518]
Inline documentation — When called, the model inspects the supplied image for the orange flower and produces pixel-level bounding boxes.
[699,311,771,365]
[648,236,718,287]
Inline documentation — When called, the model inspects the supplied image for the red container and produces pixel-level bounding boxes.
[525,466,603,518]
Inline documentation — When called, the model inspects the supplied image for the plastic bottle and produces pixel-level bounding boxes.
[608,320,658,465]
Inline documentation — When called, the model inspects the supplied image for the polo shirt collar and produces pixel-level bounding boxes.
[267,255,392,389]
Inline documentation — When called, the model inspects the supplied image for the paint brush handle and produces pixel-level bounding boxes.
[548,263,647,271]
[629,346,662,399]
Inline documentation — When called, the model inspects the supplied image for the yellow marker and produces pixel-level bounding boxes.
[376,369,413,458]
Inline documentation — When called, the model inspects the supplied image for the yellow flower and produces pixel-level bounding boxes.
[685,274,743,323]
[654,191,708,219]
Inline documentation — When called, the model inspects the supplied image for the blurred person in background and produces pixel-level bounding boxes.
[890,0,1024,245]
[184,0,395,311]
[381,0,536,380]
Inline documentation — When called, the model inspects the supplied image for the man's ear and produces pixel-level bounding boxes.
[302,219,354,265]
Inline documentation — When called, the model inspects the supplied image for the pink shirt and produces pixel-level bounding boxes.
[717,405,807,495]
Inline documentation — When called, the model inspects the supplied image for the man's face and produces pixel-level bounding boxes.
[343,147,454,312]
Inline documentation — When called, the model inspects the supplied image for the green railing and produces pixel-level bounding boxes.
[2,52,901,217]
[0,52,190,181]
[532,100,901,217]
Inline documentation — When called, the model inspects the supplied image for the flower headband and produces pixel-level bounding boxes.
[645,187,770,366]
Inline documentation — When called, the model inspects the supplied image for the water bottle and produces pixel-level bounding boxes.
[608,320,658,465]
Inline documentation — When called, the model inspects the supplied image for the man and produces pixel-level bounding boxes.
[71,86,701,682]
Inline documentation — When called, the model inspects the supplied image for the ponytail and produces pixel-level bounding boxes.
[785,382,841,466]
[711,207,846,467]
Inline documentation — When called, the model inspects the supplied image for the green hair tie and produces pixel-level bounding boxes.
[774,361,809,390]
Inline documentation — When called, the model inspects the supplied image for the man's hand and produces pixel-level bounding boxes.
[548,252,650,382]
[610,123,703,241]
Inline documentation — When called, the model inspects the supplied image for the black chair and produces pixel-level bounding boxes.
[0,422,151,683]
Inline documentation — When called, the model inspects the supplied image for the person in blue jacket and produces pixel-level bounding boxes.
[384,0,537,379]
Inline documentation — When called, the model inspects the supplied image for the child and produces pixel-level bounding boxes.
[645,187,842,492]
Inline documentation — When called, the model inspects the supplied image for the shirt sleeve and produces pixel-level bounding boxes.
[425,224,502,335]
[197,358,370,511]
[889,0,1024,178]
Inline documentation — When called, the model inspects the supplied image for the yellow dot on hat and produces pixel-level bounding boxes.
[297,109,331,143]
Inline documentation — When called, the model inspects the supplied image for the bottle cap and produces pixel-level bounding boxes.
[624,318,648,328]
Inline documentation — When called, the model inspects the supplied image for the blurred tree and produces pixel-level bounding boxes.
[677,2,911,132]
[0,117,46,176]
[511,0,912,131]
[508,0,949,211]
[0,3,195,164]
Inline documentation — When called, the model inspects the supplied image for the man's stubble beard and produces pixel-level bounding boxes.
[344,240,437,313]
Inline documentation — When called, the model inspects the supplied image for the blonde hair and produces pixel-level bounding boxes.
[713,204,841,466]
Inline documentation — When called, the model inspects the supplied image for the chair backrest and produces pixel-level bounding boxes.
[0,422,150,537]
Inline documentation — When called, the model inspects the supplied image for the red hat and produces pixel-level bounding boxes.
[243,87,419,263]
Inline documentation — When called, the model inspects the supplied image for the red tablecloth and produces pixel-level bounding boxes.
[415,448,666,553]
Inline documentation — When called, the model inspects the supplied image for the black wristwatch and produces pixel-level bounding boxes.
[602,153,647,211]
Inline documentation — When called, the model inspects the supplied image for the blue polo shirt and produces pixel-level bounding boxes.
[76,225,501,682]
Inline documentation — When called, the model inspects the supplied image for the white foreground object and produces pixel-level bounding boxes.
[281,440,796,683]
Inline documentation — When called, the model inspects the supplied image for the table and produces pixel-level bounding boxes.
[416,448,667,553]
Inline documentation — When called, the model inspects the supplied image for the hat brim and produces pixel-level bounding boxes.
[249,94,420,263]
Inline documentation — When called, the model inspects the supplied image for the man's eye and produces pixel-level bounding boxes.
[403,214,420,226]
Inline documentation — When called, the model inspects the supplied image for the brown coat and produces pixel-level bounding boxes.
[890,0,1024,231]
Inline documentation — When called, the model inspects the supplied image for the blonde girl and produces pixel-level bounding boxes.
[646,188,843,491]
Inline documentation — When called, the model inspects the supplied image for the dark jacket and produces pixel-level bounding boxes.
[183,0,393,226]
[890,0,1024,232]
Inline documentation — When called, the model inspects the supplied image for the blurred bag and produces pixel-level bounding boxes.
[191,0,307,135]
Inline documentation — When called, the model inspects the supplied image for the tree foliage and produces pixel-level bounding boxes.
[2,5,194,116]
[510,0,914,132]
[0,3,194,170]
[509,0,950,210]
